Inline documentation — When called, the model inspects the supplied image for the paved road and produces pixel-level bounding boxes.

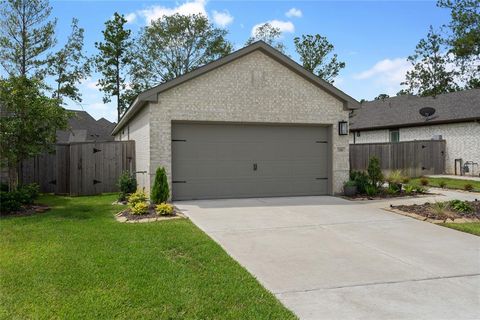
[176,191,480,319]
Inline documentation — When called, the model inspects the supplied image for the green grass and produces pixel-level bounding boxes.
[411,177,480,192]
[0,194,296,319]
[439,222,480,236]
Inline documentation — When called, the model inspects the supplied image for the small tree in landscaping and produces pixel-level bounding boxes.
[117,171,137,201]
[367,157,384,188]
[151,167,169,204]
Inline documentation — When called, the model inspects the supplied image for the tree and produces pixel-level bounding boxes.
[246,23,286,53]
[374,93,390,100]
[0,76,70,190]
[438,0,480,88]
[94,13,132,121]
[401,26,458,96]
[294,34,345,83]
[131,13,232,88]
[0,0,56,78]
[150,167,169,204]
[48,18,90,105]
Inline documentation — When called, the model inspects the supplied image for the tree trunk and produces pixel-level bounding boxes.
[7,163,19,192]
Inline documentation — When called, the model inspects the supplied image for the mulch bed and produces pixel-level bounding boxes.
[391,201,480,222]
[116,204,185,223]
[344,191,434,201]
[0,204,50,218]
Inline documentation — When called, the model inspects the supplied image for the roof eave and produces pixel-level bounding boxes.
[350,117,480,131]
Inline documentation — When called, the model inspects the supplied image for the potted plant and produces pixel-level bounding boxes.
[343,180,357,196]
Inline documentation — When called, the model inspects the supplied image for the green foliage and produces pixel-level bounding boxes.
[402,26,458,96]
[0,0,56,78]
[374,93,390,100]
[48,18,90,105]
[464,183,474,191]
[155,203,174,216]
[386,185,400,195]
[367,157,384,188]
[344,180,357,187]
[365,185,378,197]
[95,12,132,121]
[420,177,430,186]
[131,202,149,215]
[131,13,232,95]
[18,183,40,205]
[0,76,70,190]
[246,23,286,53]
[414,185,428,193]
[449,199,474,213]
[294,34,345,83]
[439,180,447,188]
[151,167,170,204]
[127,191,147,208]
[431,201,450,216]
[402,176,411,184]
[0,183,39,213]
[117,171,137,201]
[404,184,416,194]
[350,171,370,194]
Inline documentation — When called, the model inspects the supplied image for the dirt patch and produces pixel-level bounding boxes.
[0,204,50,218]
[391,201,480,223]
[116,205,186,223]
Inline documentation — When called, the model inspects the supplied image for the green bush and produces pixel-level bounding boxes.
[404,184,415,195]
[386,170,403,192]
[117,171,137,201]
[386,184,400,195]
[18,183,40,205]
[365,185,378,197]
[0,191,22,213]
[367,157,383,188]
[344,180,356,187]
[449,200,473,213]
[420,177,429,186]
[464,183,474,191]
[438,180,447,188]
[401,176,410,184]
[432,201,449,216]
[131,202,149,215]
[350,171,369,194]
[128,191,147,208]
[0,183,8,192]
[414,185,428,194]
[155,203,174,216]
[151,167,169,204]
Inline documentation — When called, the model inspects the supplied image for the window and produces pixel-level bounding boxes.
[389,129,400,142]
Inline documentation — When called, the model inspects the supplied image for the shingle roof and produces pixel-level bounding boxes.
[350,89,480,131]
[56,110,116,143]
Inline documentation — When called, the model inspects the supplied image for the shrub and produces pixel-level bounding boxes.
[404,184,415,195]
[431,201,449,216]
[344,180,356,187]
[420,177,429,186]
[117,171,137,201]
[365,185,378,197]
[463,183,474,192]
[414,185,428,194]
[386,185,400,195]
[131,202,149,215]
[401,176,410,184]
[151,167,169,204]
[0,191,22,213]
[438,180,447,189]
[367,157,383,188]
[0,183,8,192]
[387,170,403,191]
[128,191,147,208]
[449,200,473,213]
[18,183,40,205]
[351,171,369,194]
[155,203,174,216]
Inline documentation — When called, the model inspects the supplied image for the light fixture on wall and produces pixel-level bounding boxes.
[338,121,349,135]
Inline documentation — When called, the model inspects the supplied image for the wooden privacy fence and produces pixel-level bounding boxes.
[350,140,446,177]
[20,141,135,195]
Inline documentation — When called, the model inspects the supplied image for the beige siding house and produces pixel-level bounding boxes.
[350,89,480,176]
[113,41,359,200]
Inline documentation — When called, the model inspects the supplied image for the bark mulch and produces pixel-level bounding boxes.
[391,200,480,223]
[0,204,50,218]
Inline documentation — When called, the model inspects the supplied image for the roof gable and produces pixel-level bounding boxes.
[112,41,359,135]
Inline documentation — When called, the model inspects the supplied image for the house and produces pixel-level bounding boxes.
[112,41,360,200]
[349,89,480,175]
[57,110,116,143]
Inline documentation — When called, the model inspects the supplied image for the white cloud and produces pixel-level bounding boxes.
[285,8,302,18]
[354,58,411,84]
[212,10,233,27]
[251,20,295,36]
[125,12,137,24]
[139,0,207,25]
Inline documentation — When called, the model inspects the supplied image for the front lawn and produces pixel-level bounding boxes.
[440,222,480,236]
[411,177,480,192]
[0,194,296,319]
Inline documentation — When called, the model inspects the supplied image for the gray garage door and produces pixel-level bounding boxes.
[172,123,329,200]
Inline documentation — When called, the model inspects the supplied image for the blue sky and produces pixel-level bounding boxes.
[49,0,451,122]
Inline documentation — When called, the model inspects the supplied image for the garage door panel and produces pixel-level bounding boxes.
[172,123,329,200]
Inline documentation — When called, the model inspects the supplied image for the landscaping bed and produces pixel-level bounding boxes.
[391,200,480,223]
[116,204,185,223]
[0,203,50,217]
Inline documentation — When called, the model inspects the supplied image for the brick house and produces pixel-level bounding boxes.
[349,89,480,176]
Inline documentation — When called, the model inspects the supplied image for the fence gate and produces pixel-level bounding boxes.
[20,141,135,196]
[349,140,446,177]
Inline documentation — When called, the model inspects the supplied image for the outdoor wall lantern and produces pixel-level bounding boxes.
[338,121,349,135]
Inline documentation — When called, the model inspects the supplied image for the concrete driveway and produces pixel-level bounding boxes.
[176,193,480,320]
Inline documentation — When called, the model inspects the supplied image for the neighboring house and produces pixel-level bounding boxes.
[57,110,116,143]
[113,41,359,200]
[349,89,480,175]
